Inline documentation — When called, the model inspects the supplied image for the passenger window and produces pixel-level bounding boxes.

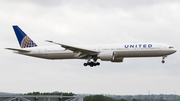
[169,46,173,48]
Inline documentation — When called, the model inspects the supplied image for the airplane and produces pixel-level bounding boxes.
[6,25,177,67]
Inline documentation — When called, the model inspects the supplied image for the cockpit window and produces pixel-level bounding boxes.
[169,46,174,48]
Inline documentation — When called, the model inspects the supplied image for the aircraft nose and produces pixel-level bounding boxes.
[171,49,177,53]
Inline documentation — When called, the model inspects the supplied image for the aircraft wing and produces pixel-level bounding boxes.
[5,48,31,52]
[45,40,99,56]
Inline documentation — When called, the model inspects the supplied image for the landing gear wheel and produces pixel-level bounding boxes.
[84,63,87,66]
[83,58,100,67]
[87,62,90,65]
[161,56,166,64]
[162,60,165,63]
[90,62,94,67]
[96,62,100,66]
[93,63,97,66]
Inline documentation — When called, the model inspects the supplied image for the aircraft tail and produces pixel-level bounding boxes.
[12,25,38,48]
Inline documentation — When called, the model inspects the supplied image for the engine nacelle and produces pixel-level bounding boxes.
[111,57,123,62]
[98,51,123,62]
[98,51,113,61]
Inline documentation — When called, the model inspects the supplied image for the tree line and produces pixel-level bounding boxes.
[84,95,167,101]
[24,92,174,101]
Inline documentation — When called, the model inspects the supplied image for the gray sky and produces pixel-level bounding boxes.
[0,0,180,95]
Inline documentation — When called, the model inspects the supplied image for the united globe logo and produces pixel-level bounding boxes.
[21,36,37,48]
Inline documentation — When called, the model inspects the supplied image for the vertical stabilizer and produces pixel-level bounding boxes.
[12,25,38,48]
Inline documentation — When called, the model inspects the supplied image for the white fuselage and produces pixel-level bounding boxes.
[14,43,176,61]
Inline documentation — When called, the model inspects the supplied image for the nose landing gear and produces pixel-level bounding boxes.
[162,60,165,63]
[161,56,167,63]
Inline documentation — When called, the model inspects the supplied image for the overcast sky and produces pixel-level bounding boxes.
[0,0,180,95]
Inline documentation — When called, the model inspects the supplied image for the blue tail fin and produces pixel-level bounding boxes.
[13,25,38,48]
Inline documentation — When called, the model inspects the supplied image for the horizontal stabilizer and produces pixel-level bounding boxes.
[5,48,31,52]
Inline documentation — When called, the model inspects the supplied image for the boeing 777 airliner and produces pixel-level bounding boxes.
[6,25,177,67]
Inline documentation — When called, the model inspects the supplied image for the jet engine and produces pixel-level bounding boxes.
[98,51,123,62]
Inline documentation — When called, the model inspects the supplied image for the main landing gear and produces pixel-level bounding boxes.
[83,59,100,67]
[84,62,100,67]
[161,56,167,63]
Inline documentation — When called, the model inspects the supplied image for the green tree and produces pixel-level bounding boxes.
[119,98,127,101]
[84,95,115,101]
[132,98,138,101]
